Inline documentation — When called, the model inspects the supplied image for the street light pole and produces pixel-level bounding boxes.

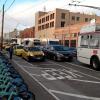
[1,4,4,51]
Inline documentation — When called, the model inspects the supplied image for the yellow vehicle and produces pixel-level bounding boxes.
[22,46,45,61]
[14,45,24,56]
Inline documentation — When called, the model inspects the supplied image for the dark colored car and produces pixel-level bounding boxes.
[64,47,77,57]
[43,45,73,61]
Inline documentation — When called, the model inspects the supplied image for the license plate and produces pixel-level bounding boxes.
[37,57,41,59]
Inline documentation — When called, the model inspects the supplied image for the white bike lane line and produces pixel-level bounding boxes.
[49,89,100,100]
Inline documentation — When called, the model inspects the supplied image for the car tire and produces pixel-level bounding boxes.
[91,58,100,70]
[53,56,57,61]
[26,56,30,62]
[68,57,73,62]
[21,54,24,59]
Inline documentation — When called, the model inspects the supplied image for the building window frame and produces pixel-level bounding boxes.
[61,13,66,19]
[61,21,65,27]
[76,17,80,21]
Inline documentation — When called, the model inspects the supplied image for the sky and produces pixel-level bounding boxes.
[0,0,100,33]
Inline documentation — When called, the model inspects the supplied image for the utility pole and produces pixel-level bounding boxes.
[1,4,4,51]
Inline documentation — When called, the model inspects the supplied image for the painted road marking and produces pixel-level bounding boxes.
[65,62,96,71]
[14,58,100,83]
[13,60,60,100]
[41,68,100,84]
[41,68,83,80]
[49,89,100,100]
[49,61,100,81]
[31,74,41,77]
[13,59,100,100]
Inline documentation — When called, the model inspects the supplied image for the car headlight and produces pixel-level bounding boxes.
[56,53,63,57]
[41,52,45,56]
[28,52,34,57]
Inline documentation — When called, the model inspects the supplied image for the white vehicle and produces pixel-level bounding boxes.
[10,38,22,45]
[41,38,59,46]
[77,24,100,70]
[22,38,41,47]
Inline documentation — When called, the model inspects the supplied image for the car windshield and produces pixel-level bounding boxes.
[28,47,40,51]
[17,46,23,49]
[53,46,65,51]
[49,41,59,45]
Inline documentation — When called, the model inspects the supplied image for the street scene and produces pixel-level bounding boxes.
[0,0,100,100]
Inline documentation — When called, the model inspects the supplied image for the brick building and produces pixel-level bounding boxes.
[54,20,100,47]
[20,27,35,38]
[35,8,100,39]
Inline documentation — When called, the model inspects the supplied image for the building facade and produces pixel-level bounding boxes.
[55,20,100,47]
[35,8,100,41]
[8,29,18,39]
[20,27,35,38]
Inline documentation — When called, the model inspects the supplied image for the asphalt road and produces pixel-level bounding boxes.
[10,55,100,100]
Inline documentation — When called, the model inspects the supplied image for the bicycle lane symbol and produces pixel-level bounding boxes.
[41,68,83,81]
[41,68,100,84]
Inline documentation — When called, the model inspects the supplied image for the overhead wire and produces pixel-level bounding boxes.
[4,0,8,5]
[10,0,48,15]
[5,0,16,12]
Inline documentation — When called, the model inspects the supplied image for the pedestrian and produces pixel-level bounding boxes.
[9,45,13,59]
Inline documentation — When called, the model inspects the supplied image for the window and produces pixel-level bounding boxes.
[52,13,54,19]
[50,14,52,20]
[50,13,55,20]
[85,18,88,22]
[38,19,41,24]
[46,16,48,21]
[61,21,65,27]
[45,23,49,28]
[66,34,70,37]
[50,21,54,28]
[89,35,100,48]
[76,17,80,21]
[70,40,76,47]
[42,25,45,30]
[38,26,41,30]
[71,33,77,37]
[80,35,89,48]
[42,18,45,23]
[47,23,49,28]
[72,16,75,20]
[61,13,65,19]
[46,16,49,21]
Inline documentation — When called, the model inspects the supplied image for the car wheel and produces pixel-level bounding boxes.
[26,56,30,62]
[91,58,100,70]
[53,56,57,61]
[21,55,24,59]
[68,57,73,62]
[20,53,22,57]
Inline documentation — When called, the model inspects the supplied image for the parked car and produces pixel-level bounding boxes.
[14,45,24,56]
[64,47,77,57]
[22,46,45,61]
[43,45,73,61]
